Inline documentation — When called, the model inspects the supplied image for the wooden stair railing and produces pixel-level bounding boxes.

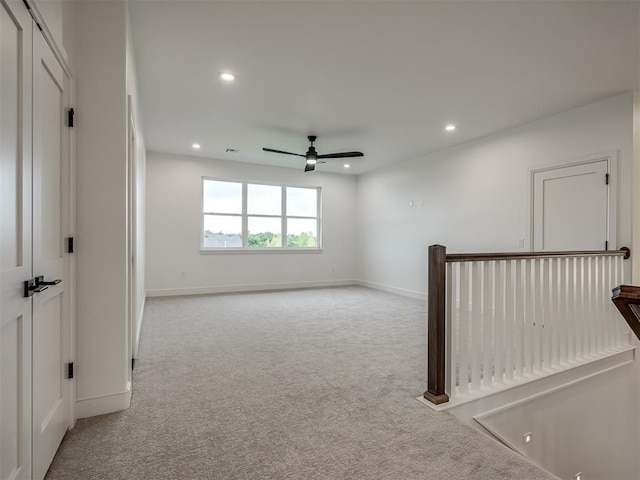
[424,244,631,405]
[612,285,640,341]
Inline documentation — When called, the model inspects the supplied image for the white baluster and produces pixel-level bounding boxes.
[482,261,493,388]
[471,262,482,390]
[587,257,595,355]
[515,260,524,377]
[446,262,454,397]
[603,256,609,349]
[549,258,558,367]
[505,260,514,381]
[533,258,542,371]
[618,256,628,345]
[578,257,586,358]
[459,262,469,393]
[558,257,567,364]
[450,263,460,392]
[614,256,623,347]
[525,259,534,374]
[495,260,505,382]
[609,256,617,348]
[542,258,551,368]
[567,257,576,362]
[594,256,601,353]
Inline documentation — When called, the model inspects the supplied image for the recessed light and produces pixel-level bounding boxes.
[192,143,201,150]
[445,124,456,132]
[219,72,235,82]
[344,164,351,168]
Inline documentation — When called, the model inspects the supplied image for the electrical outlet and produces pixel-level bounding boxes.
[523,432,532,444]
[518,238,525,248]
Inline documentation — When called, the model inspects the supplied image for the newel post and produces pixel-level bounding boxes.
[424,244,450,405]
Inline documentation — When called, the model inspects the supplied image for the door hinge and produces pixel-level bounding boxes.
[22,0,30,10]
[132,358,136,371]
[66,237,74,253]
[67,362,74,379]
[67,108,75,128]
[605,173,609,185]
[605,240,609,250]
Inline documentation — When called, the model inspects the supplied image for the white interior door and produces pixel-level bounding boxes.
[0,1,33,478]
[31,26,70,480]
[533,159,610,251]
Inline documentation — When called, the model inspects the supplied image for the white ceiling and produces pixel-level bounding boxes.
[128,1,639,175]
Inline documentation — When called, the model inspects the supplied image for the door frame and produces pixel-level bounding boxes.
[60,41,76,429]
[530,151,617,252]
[127,95,138,376]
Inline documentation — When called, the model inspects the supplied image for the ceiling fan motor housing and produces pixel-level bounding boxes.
[306,146,318,164]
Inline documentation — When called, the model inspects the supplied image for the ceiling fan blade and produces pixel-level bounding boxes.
[304,163,315,172]
[317,151,364,159]
[263,148,305,157]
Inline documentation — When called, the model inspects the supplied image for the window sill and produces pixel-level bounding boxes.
[200,248,323,255]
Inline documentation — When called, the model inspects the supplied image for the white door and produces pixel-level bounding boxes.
[0,1,33,479]
[533,159,610,251]
[31,27,71,480]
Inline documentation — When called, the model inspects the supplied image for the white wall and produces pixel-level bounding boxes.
[146,152,358,295]
[74,1,130,417]
[357,93,634,298]
[449,350,639,480]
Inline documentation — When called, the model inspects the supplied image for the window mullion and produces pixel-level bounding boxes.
[242,182,248,248]
[317,188,321,249]
[282,186,287,248]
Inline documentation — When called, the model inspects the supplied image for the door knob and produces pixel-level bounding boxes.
[24,279,48,297]
[35,275,62,286]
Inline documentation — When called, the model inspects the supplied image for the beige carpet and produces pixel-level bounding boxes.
[45,286,556,479]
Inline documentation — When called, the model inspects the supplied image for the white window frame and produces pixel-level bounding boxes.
[201,177,322,253]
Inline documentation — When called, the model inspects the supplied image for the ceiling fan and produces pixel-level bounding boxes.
[263,135,363,172]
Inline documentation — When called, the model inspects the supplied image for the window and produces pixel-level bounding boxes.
[202,178,321,251]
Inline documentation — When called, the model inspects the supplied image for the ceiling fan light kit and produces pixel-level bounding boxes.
[263,135,363,172]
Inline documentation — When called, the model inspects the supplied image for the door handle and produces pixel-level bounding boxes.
[24,279,48,297]
[35,275,62,286]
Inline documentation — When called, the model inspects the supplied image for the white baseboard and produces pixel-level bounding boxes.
[356,280,426,300]
[76,383,131,419]
[146,279,358,297]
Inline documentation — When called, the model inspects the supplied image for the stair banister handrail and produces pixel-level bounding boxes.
[612,285,640,341]
[446,247,630,262]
